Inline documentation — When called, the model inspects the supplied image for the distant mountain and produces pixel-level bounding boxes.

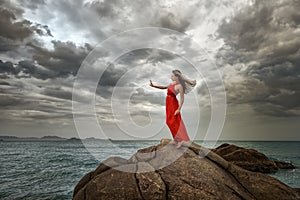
[41,136,65,140]
[66,137,81,141]
[0,135,65,141]
[84,137,97,141]
[0,136,154,141]
[0,136,19,140]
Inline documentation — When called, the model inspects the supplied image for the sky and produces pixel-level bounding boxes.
[0,0,299,141]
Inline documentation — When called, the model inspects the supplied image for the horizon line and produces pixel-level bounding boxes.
[0,135,299,142]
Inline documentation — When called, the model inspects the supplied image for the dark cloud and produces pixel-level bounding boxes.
[42,87,72,101]
[0,36,20,52]
[0,90,75,123]
[98,63,127,87]
[0,6,52,40]
[253,103,299,117]
[86,0,191,33]
[217,0,300,117]
[0,60,18,74]
[88,0,119,18]
[29,41,92,78]
[116,48,177,66]
[0,80,10,85]
[0,59,66,80]
[94,48,177,102]
[159,12,190,32]
[0,8,32,40]
[16,60,56,79]
[0,0,52,56]
[0,94,23,107]
[96,48,176,91]
[246,61,300,91]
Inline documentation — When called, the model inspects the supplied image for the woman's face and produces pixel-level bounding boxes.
[171,73,178,81]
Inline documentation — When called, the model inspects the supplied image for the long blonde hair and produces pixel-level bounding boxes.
[172,69,196,94]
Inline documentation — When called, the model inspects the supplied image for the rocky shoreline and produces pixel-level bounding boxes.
[212,143,295,173]
[73,139,300,200]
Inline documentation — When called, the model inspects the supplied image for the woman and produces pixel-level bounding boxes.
[149,69,196,148]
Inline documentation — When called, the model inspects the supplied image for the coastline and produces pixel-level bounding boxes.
[73,139,300,199]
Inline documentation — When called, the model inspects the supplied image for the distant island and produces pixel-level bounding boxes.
[0,135,109,141]
[0,136,161,142]
[41,135,65,140]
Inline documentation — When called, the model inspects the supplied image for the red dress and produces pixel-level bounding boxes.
[166,83,190,142]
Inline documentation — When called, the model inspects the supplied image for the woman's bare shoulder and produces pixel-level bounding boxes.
[174,84,183,92]
[175,83,183,89]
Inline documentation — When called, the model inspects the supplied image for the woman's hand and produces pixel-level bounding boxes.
[149,80,154,87]
[174,109,180,116]
[150,81,168,89]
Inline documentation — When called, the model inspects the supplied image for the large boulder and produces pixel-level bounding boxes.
[212,143,295,173]
[73,139,300,200]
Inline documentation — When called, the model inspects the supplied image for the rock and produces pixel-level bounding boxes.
[212,143,295,173]
[73,139,300,200]
[296,188,300,197]
[274,160,296,169]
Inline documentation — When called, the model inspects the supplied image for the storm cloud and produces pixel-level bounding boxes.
[217,0,300,117]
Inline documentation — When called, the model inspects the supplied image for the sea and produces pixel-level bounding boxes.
[0,140,299,200]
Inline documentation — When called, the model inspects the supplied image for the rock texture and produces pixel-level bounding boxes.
[73,139,300,200]
[212,143,296,173]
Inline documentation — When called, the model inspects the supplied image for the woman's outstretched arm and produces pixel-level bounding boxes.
[149,80,170,89]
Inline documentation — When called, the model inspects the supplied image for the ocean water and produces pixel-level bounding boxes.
[0,140,299,199]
